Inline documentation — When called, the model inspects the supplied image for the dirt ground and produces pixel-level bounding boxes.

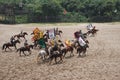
[0,23,120,80]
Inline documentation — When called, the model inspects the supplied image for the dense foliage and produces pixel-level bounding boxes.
[0,0,119,23]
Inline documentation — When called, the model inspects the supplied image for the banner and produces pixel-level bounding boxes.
[38,38,46,48]
[65,40,71,47]
[33,28,40,34]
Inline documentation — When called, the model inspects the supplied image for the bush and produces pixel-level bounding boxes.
[15,15,28,24]
[60,12,88,22]
[90,15,113,22]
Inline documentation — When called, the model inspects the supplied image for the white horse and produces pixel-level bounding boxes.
[37,49,49,63]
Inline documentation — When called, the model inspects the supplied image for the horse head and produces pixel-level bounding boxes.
[23,32,28,35]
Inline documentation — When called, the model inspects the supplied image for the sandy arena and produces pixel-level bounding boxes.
[0,23,120,80]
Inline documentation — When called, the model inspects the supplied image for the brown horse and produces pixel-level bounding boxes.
[2,39,20,51]
[14,32,28,39]
[61,46,74,57]
[87,29,99,36]
[16,45,33,56]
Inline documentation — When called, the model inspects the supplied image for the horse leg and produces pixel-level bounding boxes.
[19,51,21,56]
[37,54,40,63]
[14,45,17,50]
[55,57,57,64]
[29,50,31,55]
[60,55,63,62]
[17,36,20,39]
[70,49,74,56]
[4,46,8,51]
[42,55,45,61]
[8,47,12,51]
[49,57,53,65]
[78,49,82,57]
[64,52,66,57]
[23,36,26,40]
[82,49,87,57]
[79,51,81,57]
[22,51,26,56]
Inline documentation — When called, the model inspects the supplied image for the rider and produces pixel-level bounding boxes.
[24,40,29,48]
[78,36,87,49]
[74,31,80,40]
[56,27,58,34]
[79,30,85,41]
[20,30,23,35]
[10,36,15,44]
[50,38,59,52]
[65,39,71,49]
[87,23,94,31]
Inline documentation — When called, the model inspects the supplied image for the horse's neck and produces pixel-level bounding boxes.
[14,41,17,44]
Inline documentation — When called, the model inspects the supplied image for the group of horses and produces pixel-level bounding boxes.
[1,27,99,65]
[2,32,28,51]
[37,28,99,64]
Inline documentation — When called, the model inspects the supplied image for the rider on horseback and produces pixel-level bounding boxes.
[79,30,85,41]
[10,36,15,45]
[20,30,23,35]
[74,31,80,39]
[24,40,29,48]
[78,36,87,49]
[87,23,94,31]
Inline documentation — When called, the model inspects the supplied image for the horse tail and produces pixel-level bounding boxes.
[2,44,6,50]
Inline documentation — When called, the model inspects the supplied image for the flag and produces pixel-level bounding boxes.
[48,28,55,39]
[65,40,71,47]
[38,38,46,48]
[33,27,40,35]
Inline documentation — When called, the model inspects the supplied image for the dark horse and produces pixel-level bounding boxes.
[14,32,28,39]
[2,39,20,51]
[16,45,33,56]
[75,40,89,57]
[87,29,99,36]
[49,51,63,64]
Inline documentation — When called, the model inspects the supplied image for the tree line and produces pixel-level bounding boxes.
[0,0,120,23]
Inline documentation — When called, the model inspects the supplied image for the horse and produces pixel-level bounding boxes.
[61,46,74,57]
[14,32,28,39]
[61,40,76,57]
[49,51,63,64]
[2,39,20,51]
[74,40,89,57]
[76,44,89,57]
[87,29,99,36]
[37,49,49,63]
[16,45,33,56]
